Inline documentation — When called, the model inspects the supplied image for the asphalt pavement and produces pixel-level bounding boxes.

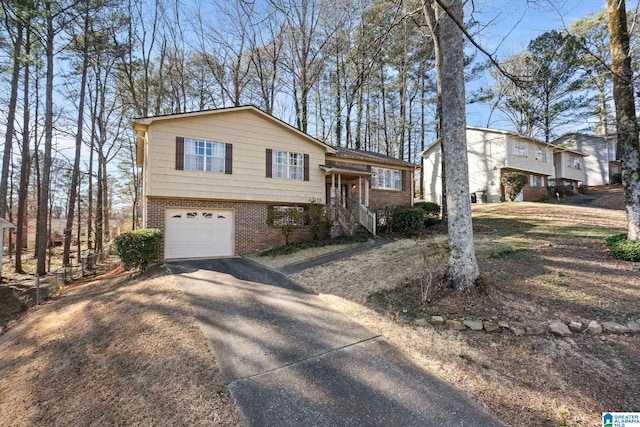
[166,257,505,427]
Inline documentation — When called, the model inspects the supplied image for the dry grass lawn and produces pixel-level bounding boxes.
[281,201,639,427]
[0,265,241,427]
[1,192,636,427]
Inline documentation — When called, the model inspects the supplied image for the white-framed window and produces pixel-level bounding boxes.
[530,175,544,187]
[568,155,582,170]
[371,167,402,191]
[535,147,548,162]
[513,141,528,157]
[273,150,304,180]
[271,206,305,226]
[184,138,226,173]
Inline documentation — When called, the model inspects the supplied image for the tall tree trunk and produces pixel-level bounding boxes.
[423,0,447,221]
[95,150,103,252]
[15,25,31,273]
[36,1,55,275]
[607,0,640,239]
[0,21,23,219]
[101,155,110,243]
[436,0,478,289]
[63,5,90,266]
[87,133,94,251]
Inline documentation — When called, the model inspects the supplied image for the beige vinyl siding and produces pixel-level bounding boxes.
[554,151,586,182]
[466,129,507,202]
[504,137,555,176]
[145,110,326,203]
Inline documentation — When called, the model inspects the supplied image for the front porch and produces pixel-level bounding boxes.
[321,165,377,237]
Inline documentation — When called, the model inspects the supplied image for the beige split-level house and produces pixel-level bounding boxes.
[422,126,587,203]
[133,106,416,259]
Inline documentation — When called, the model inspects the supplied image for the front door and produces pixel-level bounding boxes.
[326,183,349,208]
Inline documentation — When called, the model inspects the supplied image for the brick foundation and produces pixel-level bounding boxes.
[146,198,312,257]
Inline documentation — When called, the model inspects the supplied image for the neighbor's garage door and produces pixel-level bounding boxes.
[164,209,234,259]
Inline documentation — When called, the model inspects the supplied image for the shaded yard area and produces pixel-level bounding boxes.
[0,198,636,427]
[277,202,639,427]
[0,266,241,427]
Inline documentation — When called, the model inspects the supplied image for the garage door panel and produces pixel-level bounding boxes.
[165,209,234,259]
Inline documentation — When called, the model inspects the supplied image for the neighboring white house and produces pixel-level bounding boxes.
[422,126,587,204]
[553,133,620,186]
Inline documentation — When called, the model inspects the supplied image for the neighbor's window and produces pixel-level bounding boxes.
[568,155,582,170]
[371,167,402,191]
[535,147,548,162]
[273,150,304,180]
[513,141,528,157]
[184,138,226,173]
[530,175,544,187]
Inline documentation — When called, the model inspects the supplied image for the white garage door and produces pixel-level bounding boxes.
[165,209,234,259]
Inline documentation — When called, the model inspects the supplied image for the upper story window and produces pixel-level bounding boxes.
[568,155,582,170]
[274,150,303,179]
[266,149,310,181]
[535,147,548,162]
[185,138,225,172]
[175,136,232,174]
[372,167,402,191]
[513,141,528,157]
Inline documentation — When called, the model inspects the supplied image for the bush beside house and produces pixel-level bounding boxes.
[114,228,162,271]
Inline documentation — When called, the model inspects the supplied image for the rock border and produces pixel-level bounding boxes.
[405,315,640,337]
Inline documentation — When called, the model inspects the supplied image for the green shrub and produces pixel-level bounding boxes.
[501,172,529,201]
[610,172,622,185]
[609,238,640,262]
[308,202,332,241]
[415,202,441,226]
[266,207,305,246]
[604,233,627,247]
[114,228,162,271]
[392,208,426,235]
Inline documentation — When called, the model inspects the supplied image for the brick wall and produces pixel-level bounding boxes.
[147,198,311,256]
[523,185,548,201]
[369,170,413,211]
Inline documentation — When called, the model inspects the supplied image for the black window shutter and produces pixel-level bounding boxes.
[266,149,273,178]
[303,154,310,181]
[402,170,407,191]
[225,144,233,175]
[175,136,184,170]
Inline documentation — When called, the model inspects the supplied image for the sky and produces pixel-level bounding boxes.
[464,0,611,132]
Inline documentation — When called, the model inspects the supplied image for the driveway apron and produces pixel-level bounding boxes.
[167,258,504,427]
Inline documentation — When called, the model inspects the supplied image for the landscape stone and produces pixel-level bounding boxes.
[626,321,640,333]
[525,324,546,335]
[446,320,466,331]
[588,320,602,334]
[398,315,412,323]
[497,321,510,329]
[414,318,428,327]
[430,316,445,326]
[602,321,630,334]
[463,320,484,331]
[548,322,572,337]
[483,321,499,333]
[568,321,583,333]
[510,326,526,336]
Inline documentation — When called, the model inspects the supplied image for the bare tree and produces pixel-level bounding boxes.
[607,0,640,240]
[0,0,24,220]
[434,0,478,289]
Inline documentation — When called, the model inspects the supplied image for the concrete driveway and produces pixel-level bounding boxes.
[167,258,504,426]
